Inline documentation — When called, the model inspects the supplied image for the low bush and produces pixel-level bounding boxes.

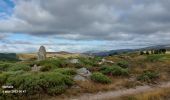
[5,72,74,96]
[8,63,31,71]
[0,62,13,71]
[100,65,129,76]
[78,57,99,67]
[54,68,76,75]
[40,65,52,71]
[117,61,129,68]
[137,71,159,82]
[91,72,111,84]
[39,58,65,69]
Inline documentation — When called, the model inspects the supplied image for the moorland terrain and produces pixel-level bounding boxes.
[1,48,170,100]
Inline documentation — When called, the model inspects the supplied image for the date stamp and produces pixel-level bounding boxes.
[1,85,26,94]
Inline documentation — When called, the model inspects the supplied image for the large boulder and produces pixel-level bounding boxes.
[31,64,41,72]
[73,68,91,81]
[76,67,91,78]
[37,46,46,61]
[73,75,86,81]
[69,59,79,64]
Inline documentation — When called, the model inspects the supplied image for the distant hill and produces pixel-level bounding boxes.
[0,53,19,61]
[84,44,170,56]
[47,51,73,55]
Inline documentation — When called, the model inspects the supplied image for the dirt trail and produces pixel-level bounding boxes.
[69,82,170,100]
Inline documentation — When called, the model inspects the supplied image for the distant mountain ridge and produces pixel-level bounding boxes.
[84,44,170,56]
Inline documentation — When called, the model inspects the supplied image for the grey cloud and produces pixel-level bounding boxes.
[0,0,170,42]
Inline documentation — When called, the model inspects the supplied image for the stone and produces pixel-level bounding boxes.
[70,59,79,64]
[37,46,46,61]
[76,67,91,78]
[73,75,86,81]
[98,58,115,64]
[31,64,41,72]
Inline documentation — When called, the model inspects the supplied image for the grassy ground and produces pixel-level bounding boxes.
[1,53,170,99]
[119,87,170,100]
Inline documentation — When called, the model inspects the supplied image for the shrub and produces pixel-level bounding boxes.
[0,71,24,86]
[137,71,159,82]
[39,58,65,69]
[91,72,111,84]
[8,63,31,71]
[100,65,129,76]
[117,61,129,68]
[54,68,76,75]
[78,57,99,67]
[0,62,13,71]
[5,72,74,95]
[40,65,52,72]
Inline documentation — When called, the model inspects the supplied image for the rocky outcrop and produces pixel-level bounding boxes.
[73,68,91,81]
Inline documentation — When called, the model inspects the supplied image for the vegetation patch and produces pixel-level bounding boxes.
[0,72,74,98]
[38,58,65,69]
[146,54,170,62]
[8,63,31,71]
[91,72,111,84]
[53,68,76,75]
[117,61,129,68]
[137,71,159,82]
[100,65,129,76]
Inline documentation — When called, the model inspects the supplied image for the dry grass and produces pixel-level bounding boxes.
[47,53,81,58]
[73,77,127,93]
[17,53,82,60]
[119,87,170,100]
[17,53,37,60]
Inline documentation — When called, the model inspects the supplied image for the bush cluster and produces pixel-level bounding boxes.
[0,62,13,71]
[53,68,76,75]
[117,61,129,68]
[8,63,31,71]
[100,65,129,76]
[91,72,111,84]
[38,58,66,70]
[0,72,74,96]
[137,71,159,82]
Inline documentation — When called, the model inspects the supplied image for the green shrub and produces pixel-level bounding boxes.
[8,63,31,71]
[54,68,76,75]
[137,71,159,82]
[0,71,24,86]
[91,72,111,84]
[117,61,129,68]
[146,54,170,62]
[100,65,129,76]
[39,58,65,69]
[78,57,99,67]
[0,62,13,71]
[5,72,74,95]
[40,65,52,71]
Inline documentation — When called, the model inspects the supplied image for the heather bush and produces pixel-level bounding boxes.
[100,65,129,76]
[137,71,159,82]
[91,72,111,84]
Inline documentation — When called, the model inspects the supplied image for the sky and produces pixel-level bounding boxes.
[0,0,170,53]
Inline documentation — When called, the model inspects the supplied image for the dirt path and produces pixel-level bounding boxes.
[68,82,170,100]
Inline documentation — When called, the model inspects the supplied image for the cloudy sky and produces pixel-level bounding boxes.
[0,0,170,53]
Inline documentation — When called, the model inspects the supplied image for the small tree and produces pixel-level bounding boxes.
[140,51,144,55]
[146,51,149,55]
[151,50,154,54]
[161,49,166,54]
